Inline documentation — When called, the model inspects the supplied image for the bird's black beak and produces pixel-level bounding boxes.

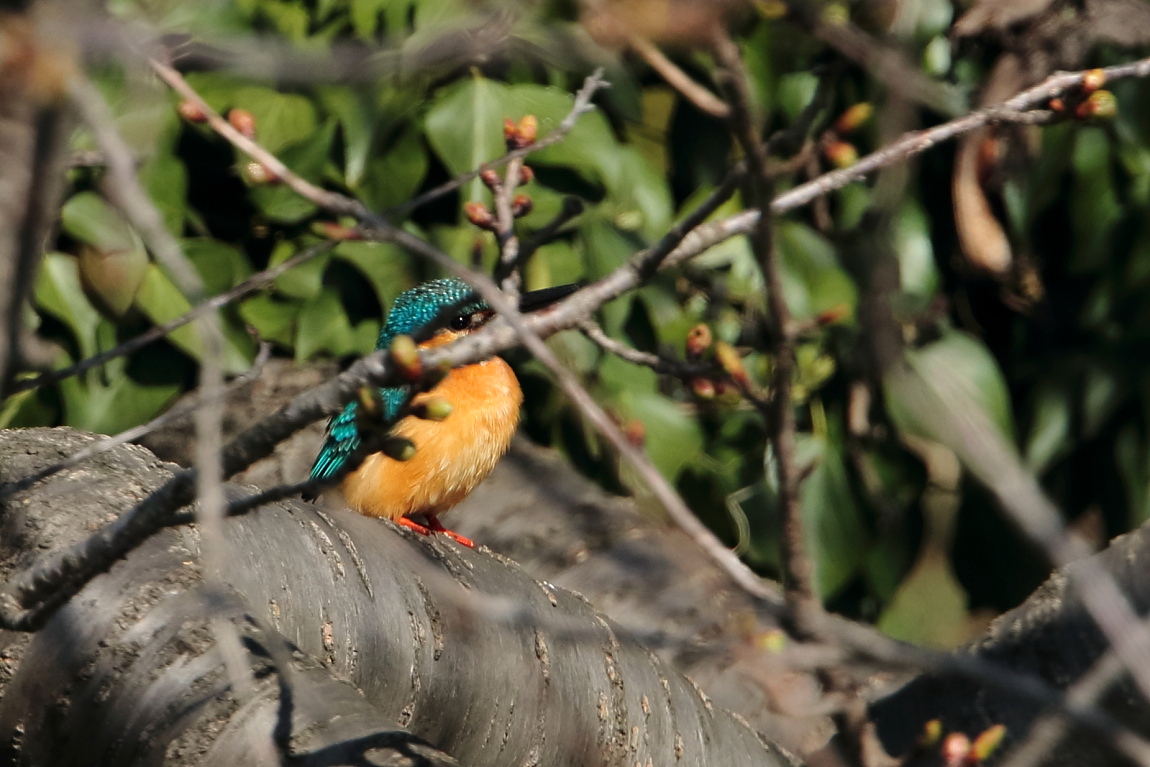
[519,283,578,313]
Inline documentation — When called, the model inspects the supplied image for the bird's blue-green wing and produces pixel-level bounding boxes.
[309,402,360,482]
[308,386,408,483]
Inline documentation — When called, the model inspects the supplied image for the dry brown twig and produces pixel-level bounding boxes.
[628,35,730,118]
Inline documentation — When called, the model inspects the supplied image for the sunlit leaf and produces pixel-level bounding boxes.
[239,293,298,347]
[424,76,508,202]
[230,86,317,150]
[249,120,337,222]
[34,253,102,361]
[789,430,868,600]
[58,373,179,435]
[296,288,357,361]
[134,264,254,373]
[892,330,1015,444]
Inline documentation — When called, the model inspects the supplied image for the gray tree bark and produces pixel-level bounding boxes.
[0,427,796,767]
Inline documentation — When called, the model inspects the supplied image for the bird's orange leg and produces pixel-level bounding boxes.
[425,517,476,548]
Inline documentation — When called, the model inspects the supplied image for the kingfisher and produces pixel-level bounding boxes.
[307,277,574,547]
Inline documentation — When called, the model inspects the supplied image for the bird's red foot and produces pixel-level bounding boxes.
[397,516,475,548]
[425,517,476,548]
[397,516,433,536]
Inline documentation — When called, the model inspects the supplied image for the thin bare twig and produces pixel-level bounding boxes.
[490,144,525,291]
[69,73,252,694]
[517,196,584,266]
[579,321,713,379]
[149,58,608,226]
[712,30,815,616]
[629,35,730,118]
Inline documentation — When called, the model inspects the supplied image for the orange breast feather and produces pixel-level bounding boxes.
[339,355,522,521]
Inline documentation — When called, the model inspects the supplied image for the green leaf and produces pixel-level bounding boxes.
[249,120,337,222]
[424,76,509,202]
[616,389,703,483]
[893,199,939,301]
[296,288,356,360]
[776,221,858,322]
[349,0,386,38]
[1024,382,1072,472]
[598,350,656,396]
[1070,128,1120,272]
[359,127,428,210]
[885,333,1029,507]
[599,146,672,238]
[230,86,317,150]
[318,86,375,187]
[0,386,55,429]
[139,152,188,236]
[777,72,818,122]
[901,330,1015,442]
[754,426,869,601]
[34,253,102,361]
[269,240,330,300]
[239,293,298,347]
[183,238,252,295]
[526,240,586,294]
[1081,363,1122,438]
[333,241,413,310]
[60,192,138,253]
[875,545,972,648]
[580,218,642,334]
[134,264,253,373]
[58,373,179,435]
[795,431,868,600]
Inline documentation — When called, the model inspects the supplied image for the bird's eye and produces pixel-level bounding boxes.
[449,314,471,331]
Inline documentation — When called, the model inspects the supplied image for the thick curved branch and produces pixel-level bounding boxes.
[0,428,792,767]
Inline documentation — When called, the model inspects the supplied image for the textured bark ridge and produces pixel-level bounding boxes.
[0,428,796,767]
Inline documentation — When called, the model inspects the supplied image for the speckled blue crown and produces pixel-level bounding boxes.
[377,278,487,349]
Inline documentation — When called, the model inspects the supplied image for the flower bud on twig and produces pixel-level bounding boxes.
[464,201,497,230]
[381,436,416,462]
[511,194,533,218]
[685,324,712,358]
[228,108,256,138]
[177,100,206,123]
[411,396,453,421]
[833,103,872,135]
[389,335,421,381]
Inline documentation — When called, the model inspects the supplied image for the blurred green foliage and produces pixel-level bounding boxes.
[11,0,1150,648]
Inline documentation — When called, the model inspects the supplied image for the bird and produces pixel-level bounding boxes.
[307,277,574,547]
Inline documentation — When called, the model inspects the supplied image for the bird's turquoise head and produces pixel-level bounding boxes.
[376,278,579,351]
[376,278,489,351]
